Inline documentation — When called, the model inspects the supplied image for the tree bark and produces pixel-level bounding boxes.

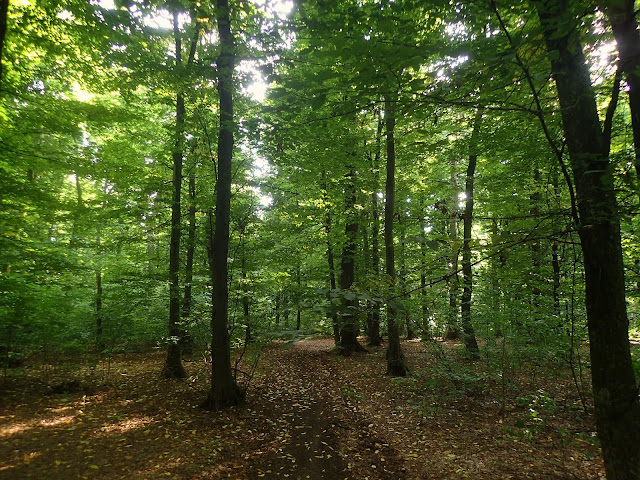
[339,165,365,354]
[241,225,251,344]
[535,1,640,477]
[180,171,196,355]
[367,114,384,346]
[460,111,482,358]
[162,11,188,379]
[419,197,431,339]
[530,169,542,312]
[398,211,414,340]
[551,173,562,321]
[444,159,460,340]
[321,170,340,344]
[201,0,243,410]
[384,95,408,376]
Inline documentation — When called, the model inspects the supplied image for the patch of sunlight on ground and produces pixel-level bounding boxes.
[0,422,30,437]
[99,416,155,434]
[38,415,76,428]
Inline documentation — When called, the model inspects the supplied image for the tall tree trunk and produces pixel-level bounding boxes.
[420,197,431,339]
[339,165,365,354]
[180,170,196,355]
[530,168,542,313]
[444,159,460,340]
[321,170,340,344]
[460,111,482,358]
[535,2,640,477]
[600,0,640,178]
[398,211,414,340]
[384,95,408,376]
[368,114,384,346]
[162,11,188,379]
[551,172,562,321]
[240,226,251,344]
[201,0,243,410]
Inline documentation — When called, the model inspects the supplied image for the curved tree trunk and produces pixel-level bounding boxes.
[535,1,640,477]
[201,0,243,410]
[384,95,408,376]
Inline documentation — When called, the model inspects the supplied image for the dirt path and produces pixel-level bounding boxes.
[243,338,406,479]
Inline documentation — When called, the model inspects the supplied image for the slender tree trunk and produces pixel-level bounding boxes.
[489,217,503,336]
[362,221,373,340]
[368,114,384,346]
[398,211,414,340]
[460,111,482,358]
[339,165,365,354]
[162,11,188,379]
[445,159,460,340]
[241,229,251,344]
[283,292,290,328]
[321,170,340,344]
[535,2,640,477]
[551,173,562,321]
[180,171,196,355]
[201,0,243,410]
[530,169,542,313]
[384,95,408,376]
[419,198,431,339]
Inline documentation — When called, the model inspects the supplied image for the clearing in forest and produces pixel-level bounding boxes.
[0,338,604,479]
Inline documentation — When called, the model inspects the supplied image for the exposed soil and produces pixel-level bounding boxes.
[0,337,605,479]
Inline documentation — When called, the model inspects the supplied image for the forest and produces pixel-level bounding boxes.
[1,0,640,478]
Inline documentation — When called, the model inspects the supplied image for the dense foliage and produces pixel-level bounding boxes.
[2,0,640,476]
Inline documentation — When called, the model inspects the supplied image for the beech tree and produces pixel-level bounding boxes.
[531,1,640,477]
[201,0,243,410]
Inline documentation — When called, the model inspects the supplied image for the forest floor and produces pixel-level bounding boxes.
[0,337,605,479]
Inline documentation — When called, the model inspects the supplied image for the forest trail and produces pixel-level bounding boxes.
[0,338,604,479]
[243,338,406,479]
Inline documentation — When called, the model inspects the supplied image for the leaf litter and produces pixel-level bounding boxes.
[0,338,604,479]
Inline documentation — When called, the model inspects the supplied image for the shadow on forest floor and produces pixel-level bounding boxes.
[0,338,604,479]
